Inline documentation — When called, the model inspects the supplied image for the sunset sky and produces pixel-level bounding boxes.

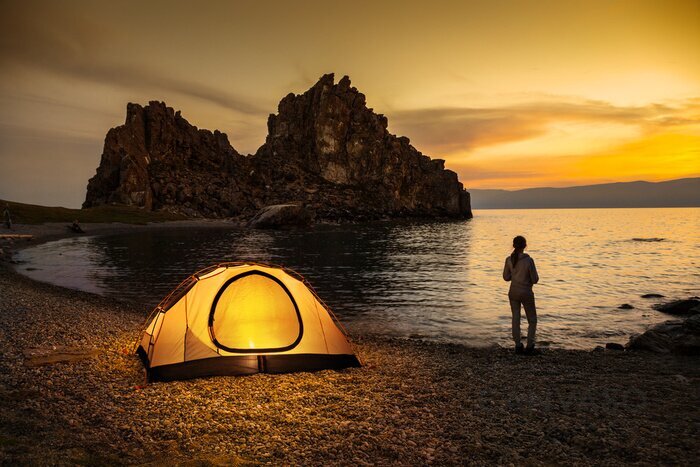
[1,0,699,207]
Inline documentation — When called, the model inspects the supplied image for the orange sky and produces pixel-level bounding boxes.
[1,0,699,206]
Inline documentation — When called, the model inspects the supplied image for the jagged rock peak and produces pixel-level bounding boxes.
[253,73,472,218]
[83,101,248,217]
[83,74,472,220]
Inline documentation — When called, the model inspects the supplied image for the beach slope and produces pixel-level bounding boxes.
[1,267,698,465]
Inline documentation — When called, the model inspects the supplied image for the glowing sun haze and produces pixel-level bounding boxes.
[1,0,699,207]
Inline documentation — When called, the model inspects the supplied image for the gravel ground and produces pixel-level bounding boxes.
[1,267,699,466]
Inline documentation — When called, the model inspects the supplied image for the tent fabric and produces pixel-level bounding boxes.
[136,262,361,381]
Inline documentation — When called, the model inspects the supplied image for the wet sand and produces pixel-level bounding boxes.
[1,222,699,465]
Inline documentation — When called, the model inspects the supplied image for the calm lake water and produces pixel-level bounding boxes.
[14,208,700,349]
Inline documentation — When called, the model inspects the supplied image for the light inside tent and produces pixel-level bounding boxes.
[211,273,301,351]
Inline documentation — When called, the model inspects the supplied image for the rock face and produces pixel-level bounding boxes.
[83,102,251,218]
[84,74,472,221]
[250,74,471,219]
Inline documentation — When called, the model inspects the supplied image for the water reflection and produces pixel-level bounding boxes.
[15,208,700,349]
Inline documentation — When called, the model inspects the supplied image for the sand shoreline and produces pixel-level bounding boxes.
[1,258,699,465]
[1,219,244,303]
[2,219,241,249]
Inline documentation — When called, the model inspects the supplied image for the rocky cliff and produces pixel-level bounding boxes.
[83,102,252,217]
[84,74,472,220]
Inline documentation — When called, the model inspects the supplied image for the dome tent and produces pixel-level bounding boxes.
[136,262,361,382]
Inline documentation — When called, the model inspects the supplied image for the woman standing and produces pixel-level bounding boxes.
[503,235,539,354]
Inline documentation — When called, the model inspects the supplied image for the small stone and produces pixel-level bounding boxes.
[605,343,625,351]
[673,374,689,384]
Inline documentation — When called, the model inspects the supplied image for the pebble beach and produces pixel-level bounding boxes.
[1,249,699,465]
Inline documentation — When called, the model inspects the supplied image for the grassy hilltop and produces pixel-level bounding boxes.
[0,200,185,225]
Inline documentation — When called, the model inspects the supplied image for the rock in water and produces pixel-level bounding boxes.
[652,299,700,315]
[248,204,313,229]
[83,74,472,221]
[626,314,700,355]
[626,298,700,354]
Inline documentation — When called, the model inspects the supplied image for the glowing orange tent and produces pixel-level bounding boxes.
[136,263,361,381]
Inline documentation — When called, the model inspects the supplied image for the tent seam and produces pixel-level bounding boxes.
[315,300,330,354]
[184,290,188,362]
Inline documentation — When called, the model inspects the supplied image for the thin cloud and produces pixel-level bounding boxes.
[0,123,102,145]
[390,110,546,153]
[450,164,543,182]
[0,3,269,116]
[390,98,700,156]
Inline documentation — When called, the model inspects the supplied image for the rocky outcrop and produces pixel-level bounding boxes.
[84,74,472,221]
[626,298,700,355]
[626,315,700,355]
[83,102,252,218]
[249,74,471,220]
[652,299,700,315]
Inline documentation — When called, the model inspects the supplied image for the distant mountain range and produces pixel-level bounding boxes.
[469,177,700,209]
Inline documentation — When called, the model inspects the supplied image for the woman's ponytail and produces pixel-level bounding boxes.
[511,235,527,267]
